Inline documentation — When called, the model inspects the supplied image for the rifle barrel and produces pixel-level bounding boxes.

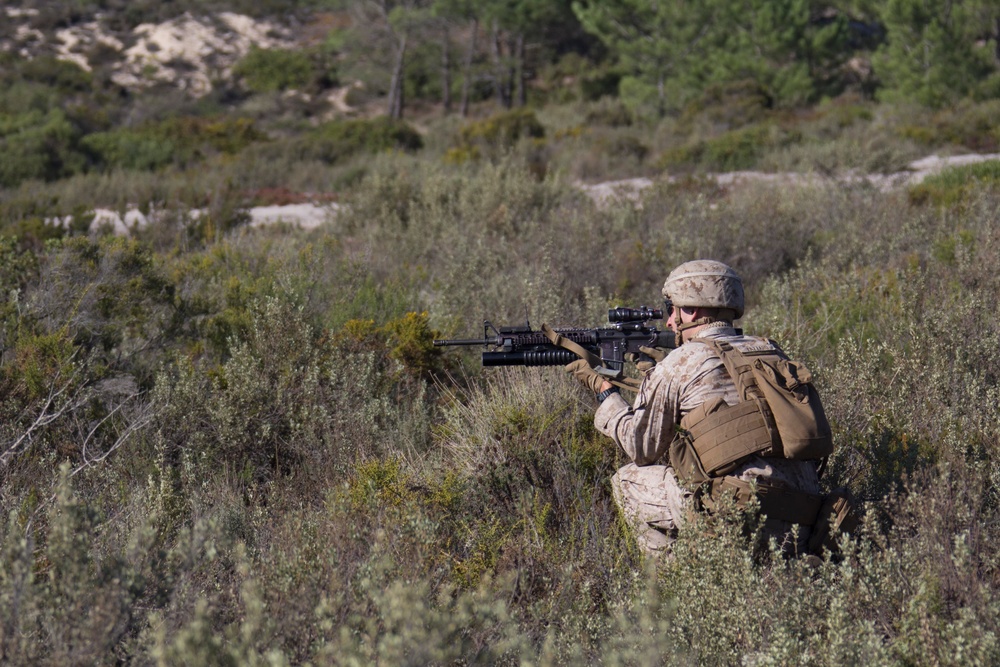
[433,338,492,347]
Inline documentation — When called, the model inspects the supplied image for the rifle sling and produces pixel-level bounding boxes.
[540,323,640,391]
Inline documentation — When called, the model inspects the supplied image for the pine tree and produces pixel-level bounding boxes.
[874,0,997,106]
[574,0,851,111]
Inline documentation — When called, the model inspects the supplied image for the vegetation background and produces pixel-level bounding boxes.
[1,0,1000,664]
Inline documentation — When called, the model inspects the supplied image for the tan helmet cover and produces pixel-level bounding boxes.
[662,260,745,319]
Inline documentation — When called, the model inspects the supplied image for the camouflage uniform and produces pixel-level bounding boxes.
[596,322,821,555]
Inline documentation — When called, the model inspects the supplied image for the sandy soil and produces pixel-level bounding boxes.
[576,152,1000,207]
[3,11,292,96]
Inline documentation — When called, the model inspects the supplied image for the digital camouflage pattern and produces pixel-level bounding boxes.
[596,323,820,555]
[611,463,690,554]
[661,259,745,318]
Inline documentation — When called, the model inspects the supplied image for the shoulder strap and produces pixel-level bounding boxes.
[705,339,763,402]
[694,337,782,456]
[704,339,780,431]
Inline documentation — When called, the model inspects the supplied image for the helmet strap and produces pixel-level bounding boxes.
[675,316,718,344]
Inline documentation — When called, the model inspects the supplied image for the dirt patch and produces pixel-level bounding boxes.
[578,153,1000,207]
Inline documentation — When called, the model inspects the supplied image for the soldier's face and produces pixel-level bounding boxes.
[666,305,679,331]
[667,306,695,332]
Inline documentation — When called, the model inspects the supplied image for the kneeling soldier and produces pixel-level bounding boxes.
[568,260,837,556]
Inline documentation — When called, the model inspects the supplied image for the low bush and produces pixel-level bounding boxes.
[232,46,315,93]
[313,116,423,153]
[897,99,1000,152]
[82,117,265,172]
[908,160,1000,207]
[658,123,797,172]
[583,96,634,127]
[15,56,93,93]
[446,109,545,163]
[0,110,85,187]
[244,117,423,168]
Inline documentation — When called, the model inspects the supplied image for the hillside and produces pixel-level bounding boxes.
[3,7,299,98]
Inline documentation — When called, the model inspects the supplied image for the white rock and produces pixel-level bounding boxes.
[248,203,340,230]
[575,178,653,208]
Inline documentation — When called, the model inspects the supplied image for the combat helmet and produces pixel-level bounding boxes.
[662,260,743,341]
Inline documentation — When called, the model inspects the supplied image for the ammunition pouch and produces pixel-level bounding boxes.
[807,487,860,554]
[671,396,775,484]
[698,478,860,555]
[700,477,825,526]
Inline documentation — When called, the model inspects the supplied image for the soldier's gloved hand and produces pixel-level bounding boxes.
[565,359,605,394]
[628,346,668,375]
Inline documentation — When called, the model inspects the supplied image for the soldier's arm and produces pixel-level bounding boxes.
[594,366,679,465]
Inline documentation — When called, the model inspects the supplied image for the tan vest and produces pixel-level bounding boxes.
[669,337,834,485]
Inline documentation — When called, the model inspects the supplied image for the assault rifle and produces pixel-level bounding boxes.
[433,306,675,380]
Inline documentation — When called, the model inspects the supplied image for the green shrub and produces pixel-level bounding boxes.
[246,117,423,167]
[909,160,1000,207]
[382,311,445,379]
[80,130,176,172]
[82,117,265,172]
[461,108,545,146]
[0,110,85,186]
[233,46,314,93]
[896,100,1000,151]
[31,236,177,363]
[313,116,423,153]
[17,56,93,93]
[348,457,413,508]
[658,123,796,172]
[451,109,546,161]
[583,96,634,127]
[679,80,774,130]
[329,311,448,380]
[0,235,42,294]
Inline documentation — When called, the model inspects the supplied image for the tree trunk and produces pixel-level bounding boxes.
[514,32,525,107]
[442,25,452,113]
[996,17,1000,65]
[490,20,511,109]
[388,33,408,119]
[460,18,478,117]
[657,72,665,118]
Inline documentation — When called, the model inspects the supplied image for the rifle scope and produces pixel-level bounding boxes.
[608,306,662,323]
